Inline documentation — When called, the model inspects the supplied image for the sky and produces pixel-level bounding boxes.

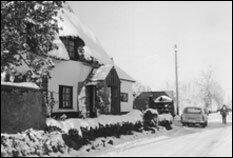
[68,1,232,101]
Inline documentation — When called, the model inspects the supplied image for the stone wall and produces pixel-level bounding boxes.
[1,84,46,133]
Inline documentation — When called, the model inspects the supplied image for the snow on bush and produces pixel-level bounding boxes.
[158,114,173,122]
[144,108,159,115]
[1,110,175,157]
[46,110,143,137]
[46,110,144,150]
[143,108,159,132]
[1,129,66,157]
[174,115,181,121]
[142,109,174,131]
[158,114,173,130]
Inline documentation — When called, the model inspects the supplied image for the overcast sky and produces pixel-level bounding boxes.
[68,1,232,101]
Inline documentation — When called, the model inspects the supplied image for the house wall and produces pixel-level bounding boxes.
[120,80,134,112]
[1,85,46,133]
[48,60,92,113]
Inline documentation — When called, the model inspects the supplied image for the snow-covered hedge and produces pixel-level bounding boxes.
[1,110,175,157]
[46,110,143,137]
[143,108,159,131]
[158,113,173,130]
[142,108,173,131]
[158,114,173,122]
[1,129,66,157]
[46,110,144,150]
[46,109,174,140]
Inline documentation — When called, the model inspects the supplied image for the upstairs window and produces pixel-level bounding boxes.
[60,37,77,60]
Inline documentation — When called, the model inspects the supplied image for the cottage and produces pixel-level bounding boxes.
[46,3,135,118]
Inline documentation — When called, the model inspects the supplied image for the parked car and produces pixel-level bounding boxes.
[181,107,208,128]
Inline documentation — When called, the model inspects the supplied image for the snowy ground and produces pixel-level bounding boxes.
[90,113,232,157]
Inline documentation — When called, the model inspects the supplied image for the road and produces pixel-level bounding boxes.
[99,113,232,157]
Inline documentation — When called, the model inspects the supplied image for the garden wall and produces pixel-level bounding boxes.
[1,82,46,133]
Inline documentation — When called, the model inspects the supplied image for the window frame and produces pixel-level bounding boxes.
[59,85,73,109]
[60,37,77,60]
[120,92,129,102]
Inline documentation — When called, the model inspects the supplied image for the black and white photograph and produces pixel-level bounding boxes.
[1,1,232,157]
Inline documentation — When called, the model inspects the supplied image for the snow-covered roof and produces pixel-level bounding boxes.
[154,95,173,102]
[50,3,135,82]
[115,65,135,82]
[56,3,112,64]
[47,35,70,60]
[1,82,40,90]
[90,64,135,82]
[91,64,113,81]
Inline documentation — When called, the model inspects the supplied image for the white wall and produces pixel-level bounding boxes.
[120,80,134,112]
[48,60,92,113]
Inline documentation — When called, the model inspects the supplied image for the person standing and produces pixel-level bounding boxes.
[220,104,228,124]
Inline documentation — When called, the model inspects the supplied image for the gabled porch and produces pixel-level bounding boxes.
[85,65,121,118]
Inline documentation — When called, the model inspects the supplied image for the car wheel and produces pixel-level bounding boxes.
[201,124,206,128]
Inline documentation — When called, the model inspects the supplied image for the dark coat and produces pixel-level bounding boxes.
[220,105,228,117]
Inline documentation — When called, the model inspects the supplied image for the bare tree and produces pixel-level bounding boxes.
[196,68,225,110]
[133,81,152,97]
[164,68,225,112]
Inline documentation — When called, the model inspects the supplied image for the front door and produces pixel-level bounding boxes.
[111,86,120,114]
[86,85,96,118]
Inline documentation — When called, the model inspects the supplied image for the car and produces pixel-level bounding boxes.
[181,107,208,128]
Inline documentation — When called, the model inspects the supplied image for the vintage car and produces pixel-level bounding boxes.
[181,107,208,128]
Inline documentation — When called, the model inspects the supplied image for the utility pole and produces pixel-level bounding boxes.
[174,44,179,115]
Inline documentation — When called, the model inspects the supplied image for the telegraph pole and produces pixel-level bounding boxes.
[174,44,179,115]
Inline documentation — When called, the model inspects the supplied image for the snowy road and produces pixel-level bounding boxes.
[99,113,232,157]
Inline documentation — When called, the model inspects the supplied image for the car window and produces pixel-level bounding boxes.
[184,108,202,114]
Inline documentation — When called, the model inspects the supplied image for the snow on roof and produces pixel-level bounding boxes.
[154,95,173,102]
[115,65,135,82]
[57,3,112,64]
[49,3,135,82]
[1,82,40,90]
[47,35,70,60]
[91,64,113,81]
[90,64,135,82]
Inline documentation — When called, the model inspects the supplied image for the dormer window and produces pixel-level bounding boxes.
[60,37,77,60]
[60,36,85,61]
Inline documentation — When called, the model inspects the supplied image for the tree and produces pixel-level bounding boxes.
[196,68,225,110]
[164,68,225,112]
[133,81,152,97]
[227,99,232,110]
[1,1,63,86]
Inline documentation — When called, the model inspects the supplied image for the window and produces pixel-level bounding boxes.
[60,38,76,60]
[59,85,73,109]
[121,93,128,102]
[184,107,202,114]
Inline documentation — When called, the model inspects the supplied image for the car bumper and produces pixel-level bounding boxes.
[181,120,206,124]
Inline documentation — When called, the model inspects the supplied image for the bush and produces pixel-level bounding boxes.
[1,129,66,157]
[143,109,159,131]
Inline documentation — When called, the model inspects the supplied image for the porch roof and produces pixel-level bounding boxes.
[90,64,113,81]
